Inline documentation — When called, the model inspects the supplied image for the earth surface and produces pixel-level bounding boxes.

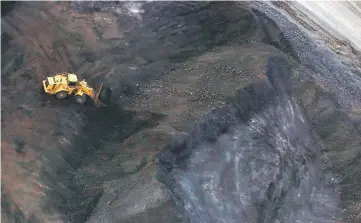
[1,1,361,223]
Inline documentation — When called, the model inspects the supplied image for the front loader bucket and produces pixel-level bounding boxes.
[93,83,112,107]
[93,83,106,107]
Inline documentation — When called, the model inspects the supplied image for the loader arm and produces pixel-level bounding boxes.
[78,80,106,107]
[78,85,95,98]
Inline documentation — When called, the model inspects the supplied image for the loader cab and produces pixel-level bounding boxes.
[67,73,78,87]
[45,77,54,89]
[44,79,50,88]
[42,76,55,93]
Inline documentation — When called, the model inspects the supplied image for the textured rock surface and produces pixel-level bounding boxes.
[157,57,340,223]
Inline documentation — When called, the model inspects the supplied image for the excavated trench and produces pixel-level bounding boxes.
[2,1,361,223]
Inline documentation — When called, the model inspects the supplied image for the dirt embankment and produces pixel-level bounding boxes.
[2,1,361,223]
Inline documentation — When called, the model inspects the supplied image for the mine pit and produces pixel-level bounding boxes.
[2,1,361,223]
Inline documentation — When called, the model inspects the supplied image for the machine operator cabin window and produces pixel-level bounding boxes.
[68,73,78,87]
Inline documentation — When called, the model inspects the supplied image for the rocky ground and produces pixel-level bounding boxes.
[1,1,361,223]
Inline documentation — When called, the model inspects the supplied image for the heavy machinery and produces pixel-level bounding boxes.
[42,72,110,107]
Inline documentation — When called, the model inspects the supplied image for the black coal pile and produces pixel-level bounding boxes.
[157,57,340,223]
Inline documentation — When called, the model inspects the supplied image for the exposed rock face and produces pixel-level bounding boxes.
[1,1,361,223]
[157,57,340,223]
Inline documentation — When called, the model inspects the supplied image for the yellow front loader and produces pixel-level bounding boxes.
[42,72,110,107]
